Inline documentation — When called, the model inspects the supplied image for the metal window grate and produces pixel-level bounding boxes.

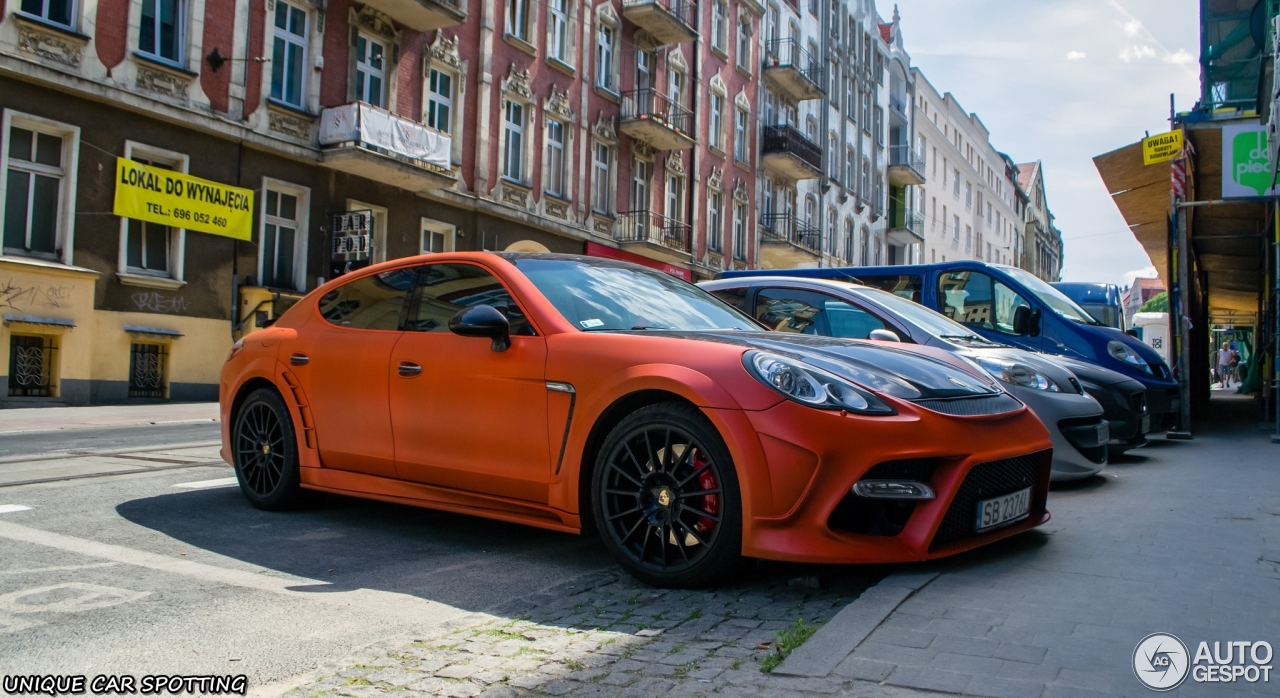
[129,343,168,399]
[8,335,55,397]
[929,451,1050,551]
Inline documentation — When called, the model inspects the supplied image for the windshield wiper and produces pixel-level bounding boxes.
[630,325,671,331]
[940,333,992,343]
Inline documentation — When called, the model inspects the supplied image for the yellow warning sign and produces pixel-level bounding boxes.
[113,158,254,240]
[1142,130,1184,166]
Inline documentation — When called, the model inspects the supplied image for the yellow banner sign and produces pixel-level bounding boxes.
[1143,130,1184,165]
[113,158,254,240]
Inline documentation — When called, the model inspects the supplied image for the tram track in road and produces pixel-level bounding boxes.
[0,422,226,488]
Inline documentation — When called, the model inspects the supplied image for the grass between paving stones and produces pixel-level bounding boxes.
[758,618,821,673]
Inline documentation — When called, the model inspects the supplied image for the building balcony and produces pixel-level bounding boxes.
[758,213,821,269]
[620,0,696,45]
[318,103,455,193]
[762,38,825,102]
[761,125,822,181]
[887,144,926,186]
[886,208,925,245]
[359,0,464,31]
[616,210,692,264]
[619,90,696,150]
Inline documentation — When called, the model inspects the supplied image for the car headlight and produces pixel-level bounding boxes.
[744,351,896,415]
[975,357,1061,392]
[1107,340,1152,374]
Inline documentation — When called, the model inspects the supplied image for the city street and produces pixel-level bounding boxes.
[1,396,1276,697]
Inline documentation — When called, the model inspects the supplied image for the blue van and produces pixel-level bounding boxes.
[1051,282,1125,331]
[720,261,1181,430]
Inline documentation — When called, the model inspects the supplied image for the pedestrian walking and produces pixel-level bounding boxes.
[1217,342,1234,388]
[1230,347,1243,386]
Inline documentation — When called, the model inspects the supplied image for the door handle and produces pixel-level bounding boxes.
[290,353,310,366]
[398,361,423,377]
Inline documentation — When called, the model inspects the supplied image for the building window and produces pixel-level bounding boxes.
[844,146,855,188]
[860,158,870,199]
[139,0,183,64]
[712,0,727,52]
[828,61,838,99]
[592,143,613,214]
[844,218,854,262]
[631,157,651,212]
[710,92,725,151]
[807,0,816,15]
[953,169,960,195]
[845,79,855,115]
[952,214,960,240]
[734,107,748,163]
[707,191,723,252]
[270,1,308,109]
[425,68,453,134]
[3,119,75,260]
[861,91,870,128]
[7,334,56,397]
[120,146,186,280]
[732,202,747,260]
[548,0,569,63]
[421,218,455,253]
[965,225,972,249]
[596,24,615,91]
[965,181,973,208]
[668,66,686,110]
[804,196,815,228]
[260,181,308,291]
[736,16,751,70]
[874,106,883,145]
[826,133,837,180]
[128,343,168,399]
[826,206,836,255]
[507,0,530,41]
[666,172,683,222]
[354,34,387,108]
[502,101,525,181]
[545,120,566,197]
[20,0,74,28]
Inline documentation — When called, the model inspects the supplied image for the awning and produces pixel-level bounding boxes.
[124,325,184,338]
[3,314,75,328]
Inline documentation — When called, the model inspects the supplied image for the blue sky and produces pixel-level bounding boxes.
[895,0,1200,286]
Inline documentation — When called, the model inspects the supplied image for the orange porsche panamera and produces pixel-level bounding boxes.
[221,253,1052,587]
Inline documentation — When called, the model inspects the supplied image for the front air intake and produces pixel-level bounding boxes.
[912,394,1022,417]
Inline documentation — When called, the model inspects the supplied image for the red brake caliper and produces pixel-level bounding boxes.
[694,450,719,536]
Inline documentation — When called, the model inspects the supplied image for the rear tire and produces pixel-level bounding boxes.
[591,402,743,588]
[232,388,304,511]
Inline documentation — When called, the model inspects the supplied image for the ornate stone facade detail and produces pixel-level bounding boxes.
[707,167,724,191]
[136,64,192,101]
[709,73,727,95]
[596,1,619,26]
[592,215,615,235]
[501,183,530,208]
[269,109,313,140]
[502,63,534,101]
[733,178,748,202]
[16,20,85,68]
[593,113,617,142]
[631,140,654,159]
[545,85,573,119]
[707,252,724,271]
[668,48,688,72]
[355,6,398,41]
[545,199,569,220]
[665,151,685,176]
[426,33,462,69]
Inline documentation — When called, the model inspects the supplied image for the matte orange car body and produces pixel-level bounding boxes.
[220,252,1052,566]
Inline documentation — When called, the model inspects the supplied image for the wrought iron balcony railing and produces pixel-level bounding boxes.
[620,0,696,39]
[620,89,694,138]
[887,209,925,237]
[760,213,821,253]
[762,38,825,100]
[616,210,692,253]
[762,125,823,173]
[887,144,926,185]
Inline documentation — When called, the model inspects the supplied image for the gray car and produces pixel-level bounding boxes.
[700,277,1109,481]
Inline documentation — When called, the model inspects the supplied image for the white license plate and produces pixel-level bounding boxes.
[1096,422,1110,445]
[975,487,1031,532]
[1141,414,1151,434]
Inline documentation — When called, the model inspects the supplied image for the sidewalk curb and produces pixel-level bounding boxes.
[772,567,942,678]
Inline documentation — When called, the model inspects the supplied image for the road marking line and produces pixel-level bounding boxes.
[0,520,467,621]
[0,505,31,514]
[0,562,117,575]
[173,477,239,489]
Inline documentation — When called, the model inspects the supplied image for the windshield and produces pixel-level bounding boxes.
[999,266,1097,324]
[856,286,999,344]
[513,258,760,331]
[1079,304,1118,329]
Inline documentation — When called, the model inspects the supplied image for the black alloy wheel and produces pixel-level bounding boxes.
[233,388,303,510]
[593,402,742,588]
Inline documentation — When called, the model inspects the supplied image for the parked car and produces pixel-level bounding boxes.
[720,261,1180,432]
[700,277,1112,480]
[1051,282,1125,331]
[223,253,1053,588]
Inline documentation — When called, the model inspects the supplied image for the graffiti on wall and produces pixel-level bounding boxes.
[131,291,191,314]
[0,279,73,312]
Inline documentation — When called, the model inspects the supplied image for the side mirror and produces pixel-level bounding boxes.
[449,304,511,352]
[1012,306,1031,336]
[868,329,900,342]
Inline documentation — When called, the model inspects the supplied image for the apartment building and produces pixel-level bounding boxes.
[754,0,915,270]
[1017,160,1063,281]
[0,0,769,404]
[912,69,1021,267]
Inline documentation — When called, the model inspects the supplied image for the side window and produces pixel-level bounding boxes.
[858,274,922,302]
[709,287,747,312]
[938,272,1030,335]
[405,264,534,336]
[754,288,886,339]
[317,267,418,330]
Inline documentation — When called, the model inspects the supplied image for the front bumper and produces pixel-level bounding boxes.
[1012,387,1107,481]
[729,398,1053,565]
[1145,387,1181,432]
[1082,381,1149,450]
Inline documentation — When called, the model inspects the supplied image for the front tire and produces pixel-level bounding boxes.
[232,388,303,510]
[591,402,742,588]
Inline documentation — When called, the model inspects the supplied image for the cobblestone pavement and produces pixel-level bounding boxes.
[283,566,910,698]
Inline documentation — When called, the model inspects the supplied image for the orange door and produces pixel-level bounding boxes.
[287,267,418,477]
[388,263,551,503]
